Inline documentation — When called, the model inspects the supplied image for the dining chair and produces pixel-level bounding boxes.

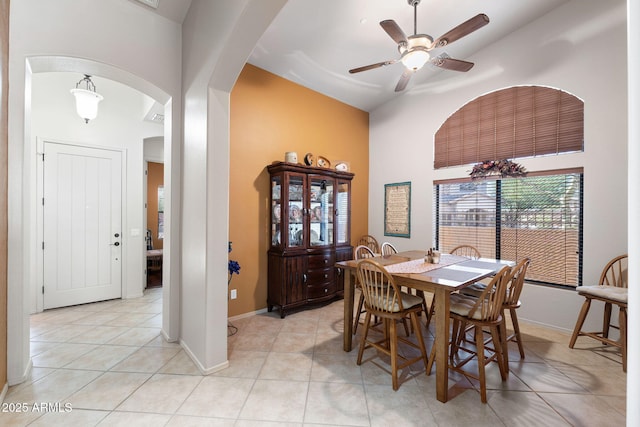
[461,258,531,360]
[425,245,482,328]
[569,254,628,372]
[353,244,411,336]
[380,241,430,328]
[380,242,429,331]
[427,265,511,403]
[380,241,398,257]
[356,234,380,254]
[356,259,430,390]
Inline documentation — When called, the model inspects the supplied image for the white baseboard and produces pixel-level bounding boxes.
[228,307,268,322]
[7,358,33,387]
[160,328,178,343]
[0,382,8,403]
[180,339,229,375]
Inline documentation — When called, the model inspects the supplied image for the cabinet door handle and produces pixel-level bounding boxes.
[303,273,307,283]
[337,268,342,276]
[324,274,328,279]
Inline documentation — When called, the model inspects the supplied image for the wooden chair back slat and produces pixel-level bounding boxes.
[450,245,481,259]
[356,259,404,314]
[600,254,628,288]
[380,242,398,257]
[504,258,530,307]
[357,235,380,254]
[354,245,375,260]
[467,266,511,322]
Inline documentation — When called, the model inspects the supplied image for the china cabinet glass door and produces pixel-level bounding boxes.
[335,179,350,245]
[287,175,305,247]
[309,177,333,247]
[271,175,282,246]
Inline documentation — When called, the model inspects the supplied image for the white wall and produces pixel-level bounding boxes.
[144,137,165,163]
[180,0,287,372]
[628,1,640,423]
[8,0,182,384]
[369,0,628,331]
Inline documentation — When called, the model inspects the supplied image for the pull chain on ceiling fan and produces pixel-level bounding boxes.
[349,0,489,92]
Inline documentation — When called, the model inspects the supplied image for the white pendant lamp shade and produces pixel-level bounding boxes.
[401,48,430,70]
[70,75,103,123]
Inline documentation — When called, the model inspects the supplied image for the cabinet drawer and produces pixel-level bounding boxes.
[307,282,337,299]
[308,253,335,269]
[305,267,334,285]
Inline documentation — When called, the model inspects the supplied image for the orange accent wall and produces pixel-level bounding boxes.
[147,162,164,250]
[229,63,369,317]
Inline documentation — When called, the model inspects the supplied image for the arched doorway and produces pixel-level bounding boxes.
[6,55,180,384]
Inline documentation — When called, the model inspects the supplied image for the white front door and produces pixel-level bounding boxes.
[43,142,122,309]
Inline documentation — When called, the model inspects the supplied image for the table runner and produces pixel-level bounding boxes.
[384,253,468,274]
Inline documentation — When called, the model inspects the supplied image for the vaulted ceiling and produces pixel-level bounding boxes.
[133,0,571,112]
[248,0,570,111]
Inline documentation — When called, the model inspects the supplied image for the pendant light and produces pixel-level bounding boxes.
[70,75,103,123]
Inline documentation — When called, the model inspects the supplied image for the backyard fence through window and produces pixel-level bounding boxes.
[434,170,583,287]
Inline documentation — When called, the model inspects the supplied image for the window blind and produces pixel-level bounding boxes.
[434,170,583,287]
[434,86,584,169]
[434,180,497,258]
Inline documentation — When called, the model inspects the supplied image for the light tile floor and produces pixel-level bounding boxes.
[1,287,626,426]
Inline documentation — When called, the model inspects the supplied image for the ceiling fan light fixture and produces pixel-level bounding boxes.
[70,74,103,124]
[401,47,430,70]
[408,34,433,49]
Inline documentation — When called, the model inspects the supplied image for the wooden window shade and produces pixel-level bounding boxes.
[434,86,584,169]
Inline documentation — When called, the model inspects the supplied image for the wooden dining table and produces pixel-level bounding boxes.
[336,250,513,403]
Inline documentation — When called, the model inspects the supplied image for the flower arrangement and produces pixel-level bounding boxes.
[228,241,241,285]
[228,241,241,337]
[470,159,527,180]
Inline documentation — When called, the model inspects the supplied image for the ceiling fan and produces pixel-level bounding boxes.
[348,0,489,92]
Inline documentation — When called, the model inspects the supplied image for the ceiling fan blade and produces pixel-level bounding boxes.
[380,20,408,45]
[349,60,397,74]
[394,69,414,92]
[431,57,474,72]
[432,13,489,48]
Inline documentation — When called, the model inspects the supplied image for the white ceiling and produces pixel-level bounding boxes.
[248,0,570,111]
[135,0,570,112]
[129,0,192,24]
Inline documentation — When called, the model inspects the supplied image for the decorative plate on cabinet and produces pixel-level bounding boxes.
[304,153,314,166]
[317,156,331,168]
[289,204,302,222]
[335,161,349,172]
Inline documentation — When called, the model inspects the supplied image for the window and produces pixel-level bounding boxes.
[157,186,164,239]
[434,170,583,287]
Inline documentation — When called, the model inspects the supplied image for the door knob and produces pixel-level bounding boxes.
[114,233,120,238]
[113,242,120,246]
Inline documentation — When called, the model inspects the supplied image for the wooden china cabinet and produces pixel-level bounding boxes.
[267,161,354,318]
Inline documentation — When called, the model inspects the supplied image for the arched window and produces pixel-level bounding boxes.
[433,86,584,288]
[434,86,584,168]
